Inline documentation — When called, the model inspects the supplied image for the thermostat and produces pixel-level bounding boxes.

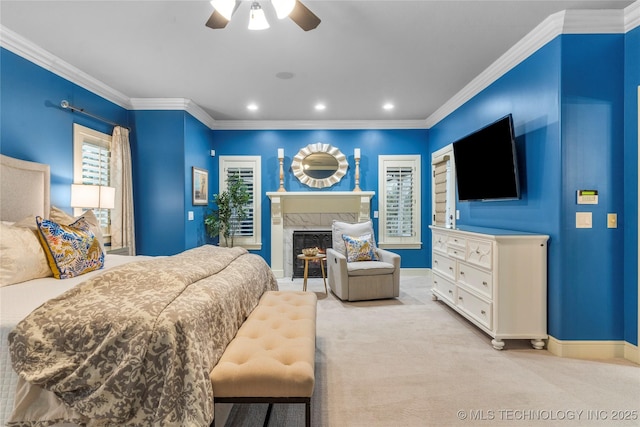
[577,190,598,205]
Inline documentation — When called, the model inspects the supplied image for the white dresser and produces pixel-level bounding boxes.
[429,225,549,350]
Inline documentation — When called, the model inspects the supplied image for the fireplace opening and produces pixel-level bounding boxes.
[292,230,332,279]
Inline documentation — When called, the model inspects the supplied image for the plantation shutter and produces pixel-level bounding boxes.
[433,157,448,226]
[81,141,111,230]
[225,166,254,237]
[385,166,414,237]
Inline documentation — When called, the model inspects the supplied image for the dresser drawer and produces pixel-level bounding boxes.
[432,253,456,280]
[432,232,448,254]
[457,287,492,329]
[458,262,492,299]
[447,235,466,249]
[466,238,492,269]
[432,273,456,304]
[447,245,466,260]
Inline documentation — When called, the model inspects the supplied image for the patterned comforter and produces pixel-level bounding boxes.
[8,245,278,426]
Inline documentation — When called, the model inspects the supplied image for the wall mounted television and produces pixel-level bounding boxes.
[452,114,520,202]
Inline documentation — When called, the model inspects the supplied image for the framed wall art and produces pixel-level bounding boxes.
[192,167,208,205]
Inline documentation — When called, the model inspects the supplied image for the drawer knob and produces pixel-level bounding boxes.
[482,281,488,286]
[449,267,454,270]
[475,249,480,254]
[481,310,486,315]
[460,271,465,275]
[458,296,463,301]
[448,290,453,294]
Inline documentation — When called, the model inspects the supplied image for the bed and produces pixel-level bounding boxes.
[0,154,278,426]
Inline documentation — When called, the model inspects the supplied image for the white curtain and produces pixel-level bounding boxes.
[110,126,136,255]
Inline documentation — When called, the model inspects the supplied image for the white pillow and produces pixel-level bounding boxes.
[331,220,377,257]
[0,222,52,286]
[50,206,105,252]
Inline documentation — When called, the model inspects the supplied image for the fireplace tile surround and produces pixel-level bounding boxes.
[267,191,375,278]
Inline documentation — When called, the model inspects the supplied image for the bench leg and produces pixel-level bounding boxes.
[263,403,274,427]
[306,400,311,427]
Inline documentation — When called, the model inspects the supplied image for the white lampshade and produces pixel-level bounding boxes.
[248,2,269,30]
[71,184,116,210]
[272,0,296,19]
[210,0,236,20]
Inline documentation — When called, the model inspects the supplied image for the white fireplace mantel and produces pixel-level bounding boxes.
[266,191,375,278]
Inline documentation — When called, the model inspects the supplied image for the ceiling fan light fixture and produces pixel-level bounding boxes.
[272,0,296,19]
[248,2,270,30]
[210,0,236,21]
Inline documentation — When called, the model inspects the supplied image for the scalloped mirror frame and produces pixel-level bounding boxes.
[291,143,349,189]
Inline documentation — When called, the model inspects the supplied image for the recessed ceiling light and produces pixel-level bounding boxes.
[383,103,395,111]
[276,71,295,80]
[247,103,259,111]
[315,103,326,111]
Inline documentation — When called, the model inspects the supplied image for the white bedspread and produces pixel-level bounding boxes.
[0,254,150,426]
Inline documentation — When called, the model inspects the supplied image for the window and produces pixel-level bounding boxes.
[378,155,421,249]
[431,144,456,228]
[219,156,261,250]
[73,124,112,233]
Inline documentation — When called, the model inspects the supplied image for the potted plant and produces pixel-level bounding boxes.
[205,173,250,248]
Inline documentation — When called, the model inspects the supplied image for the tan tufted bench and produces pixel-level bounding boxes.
[210,291,317,427]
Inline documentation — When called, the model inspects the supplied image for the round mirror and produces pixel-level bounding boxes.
[291,143,348,188]
[302,153,339,179]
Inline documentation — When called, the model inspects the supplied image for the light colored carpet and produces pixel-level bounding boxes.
[222,274,640,427]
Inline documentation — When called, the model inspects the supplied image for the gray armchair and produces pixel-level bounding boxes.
[327,220,400,301]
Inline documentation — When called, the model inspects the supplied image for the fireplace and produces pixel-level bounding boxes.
[266,191,374,278]
[292,230,332,279]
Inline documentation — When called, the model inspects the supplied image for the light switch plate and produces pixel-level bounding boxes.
[188,211,194,221]
[607,213,617,228]
[576,212,592,228]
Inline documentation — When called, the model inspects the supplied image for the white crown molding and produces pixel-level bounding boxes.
[210,119,428,130]
[0,25,131,110]
[129,98,217,129]
[625,0,640,32]
[425,9,627,128]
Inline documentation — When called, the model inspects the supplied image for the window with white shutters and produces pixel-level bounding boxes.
[73,124,112,233]
[219,156,262,250]
[431,145,456,229]
[378,155,421,249]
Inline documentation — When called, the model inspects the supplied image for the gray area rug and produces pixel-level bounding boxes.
[222,274,640,427]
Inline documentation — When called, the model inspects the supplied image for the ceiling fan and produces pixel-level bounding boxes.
[206,0,321,31]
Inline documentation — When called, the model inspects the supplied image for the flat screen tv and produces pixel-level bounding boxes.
[452,114,520,202]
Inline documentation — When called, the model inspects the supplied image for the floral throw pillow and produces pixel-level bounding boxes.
[342,233,379,262]
[36,216,105,279]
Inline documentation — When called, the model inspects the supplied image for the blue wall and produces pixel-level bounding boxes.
[130,110,215,256]
[429,34,629,342]
[623,26,640,345]
[211,129,430,267]
[560,34,625,340]
[0,49,129,210]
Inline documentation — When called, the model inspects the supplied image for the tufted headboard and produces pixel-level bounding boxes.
[0,154,50,222]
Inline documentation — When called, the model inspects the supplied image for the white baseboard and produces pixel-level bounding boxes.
[547,336,638,364]
[400,268,430,276]
[624,341,639,364]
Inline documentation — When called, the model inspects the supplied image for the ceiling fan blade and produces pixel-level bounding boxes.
[289,0,321,31]
[205,10,229,29]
